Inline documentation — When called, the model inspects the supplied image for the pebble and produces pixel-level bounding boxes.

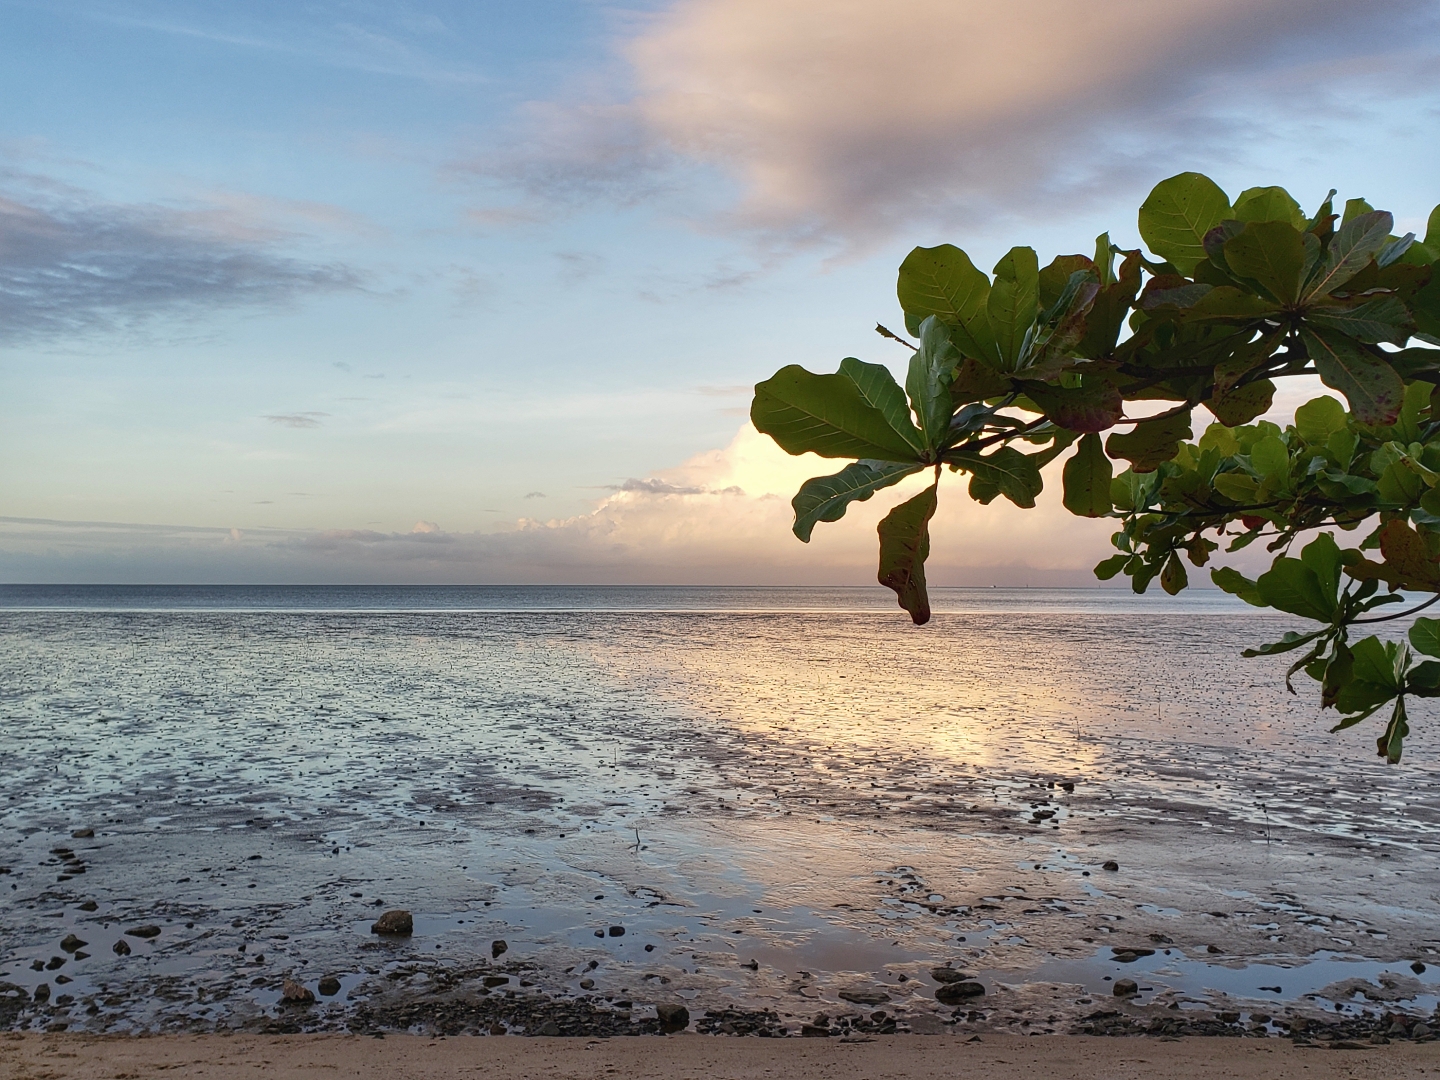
[371,910,413,935]
[59,934,87,953]
[76,901,97,912]
[1414,1022,1432,1038]
[70,828,94,838]
[112,940,131,956]
[930,967,972,983]
[655,1003,690,1032]
[32,984,50,1002]
[125,926,161,939]
[1102,860,1119,872]
[607,925,625,937]
[838,988,890,1005]
[535,1021,561,1036]
[491,940,508,959]
[579,979,595,990]
[318,977,342,996]
[1413,961,1427,974]
[935,981,985,1005]
[1113,978,1139,996]
[483,976,509,988]
[281,979,315,1004]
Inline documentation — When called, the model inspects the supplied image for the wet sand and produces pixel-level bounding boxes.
[3,1033,1439,1080]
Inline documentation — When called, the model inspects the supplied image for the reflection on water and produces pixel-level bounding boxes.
[2,586,1438,1034]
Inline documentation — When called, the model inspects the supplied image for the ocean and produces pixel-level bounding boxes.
[2,585,1438,1036]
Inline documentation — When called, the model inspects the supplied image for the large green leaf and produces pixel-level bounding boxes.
[1409,617,1440,658]
[1294,395,1347,444]
[1138,172,1231,275]
[1062,433,1113,517]
[1301,327,1404,425]
[1212,566,1264,606]
[1208,379,1274,427]
[953,446,1043,508]
[1223,220,1306,303]
[877,483,938,625]
[1105,411,1192,472]
[1232,186,1306,229]
[1022,379,1123,433]
[906,316,959,451]
[896,244,998,363]
[1303,210,1394,300]
[791,460,924,542]
[752,366,929,462]
[1307,295,1415,345]
[988,247,1039,369]
[1299,532,1343,605]
[1255,557,1336,623]
[836,357,925,456]
[1038,254,1094,311]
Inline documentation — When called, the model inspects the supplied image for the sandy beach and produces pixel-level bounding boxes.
[3,1033,1439,1080]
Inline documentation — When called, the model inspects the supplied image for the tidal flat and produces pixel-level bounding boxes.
[2,586,1439,1042]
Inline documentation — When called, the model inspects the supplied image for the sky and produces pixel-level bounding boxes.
[2,0,1439,584]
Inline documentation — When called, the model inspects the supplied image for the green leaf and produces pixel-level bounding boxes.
[1186,286,1282,321]
[1378,696,1409,764]
[954,446,1043,508]
[1255,557,1336,622]
[1022,379,1124,433]
[791,460,924,542]
[1342,197,1376,225]
[1301,327,1404,425]
[1212,566,1264,606]
[906,316,959,452]
[1249,434,1289,478]
[1094,232,1115,286]
[1294,395,1347,444]
[1037,254,1094,312]
[1232,186,1305,229]
[837,357,926,456]
[1138,172,1231,275]
[1062,433,1113,517]
[1304,210,1394,300]
[877,483,938,625]
[988,246,1039,369]
[1208,379,1274,427]
[1349,635,1399,691]
[1223,220,1306,303]
[896,245,998,363]
[1242,628,1328,656]
[1160,551,1188,595]
[1094,553,1129,580]
[752,365,928,462]
[1299,532,1343,605]
[1409,616,1440,658]
[1307,295,1415,345]
[1105,411,1192,472]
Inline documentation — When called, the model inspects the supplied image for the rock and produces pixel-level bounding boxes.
[1413,961,1427,974]
[1251,1013,1271,1025]
[838,988,891,1005]
[489,1023,506,1036]
[930,967,973,983]
[1061,782,1075,792]
[1111,947,1155,963]
[483,976,509,988]
[800,1024,830,1037]
[656,1003,690,1032]
[281,979,315,1004]
[607,925,625,937]
[125,925,161,939]
[1102,860,1119,872]
[1412,1022,1432,1038]
[491,939,508,959]
[1113,978,1138,996]
[535,1021,561,1036]
[579,979,595,990]
[59,934,86,953]
[1149,933,1173,944]
[1207,944,1222,954]
[645,944,656,952]
[76,901,98,912]
[113,939,131,956]
[33,984,50,1002]
[318,976,342,996]
[370,910,413,935]
[935,981,985,1005]
[46,956,65,970]
[71,828,94,838]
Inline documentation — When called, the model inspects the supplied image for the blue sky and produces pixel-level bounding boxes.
[3,0,1439,583]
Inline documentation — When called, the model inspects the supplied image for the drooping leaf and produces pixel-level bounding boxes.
[1207,379,1274,426]
[1222,220,1306,303]
[1022,379,1124,433]
[1299,532,1343,605]
[1346,519,1440,590]
[1037,254,1094,312]
[1409,616,1440,658]
[837,357,926,455]
[1255,557,1336,623]
[1301,327,1404,425]
[1186,286,1282,321]
[752,365,928,462]
[1160,551,1188,595]
[1212,566,1264,606]
[1062,432,1113,517]
[1294,395,1348,444]
[896,245,998,363]
[1304,210,1395,300]
[1105,411,1192,472]
[1307,295,1415,345]
[953,446,1043,508]
[1378,696,1410,764]
[1138,172,1231,275]
[791,460,924,542]
[877,483,938,625]
[906,316,959,452]
[1232,185,1306,229]
[988,246,1040,369]
[1079,250,1141,357]
[1094,232,1115,286]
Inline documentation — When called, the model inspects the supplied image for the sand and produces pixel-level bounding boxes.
[3,1034,1438,1080]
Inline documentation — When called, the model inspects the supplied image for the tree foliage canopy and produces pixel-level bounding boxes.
[750,173,1440,762]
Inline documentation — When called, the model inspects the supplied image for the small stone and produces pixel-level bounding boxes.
[579,978,595,990]
[60,934,87,953]
[483,976,509,988]
[281,979,315,1004]
[125,925,161,939]
[46,956,65,970]
[800,1024,830,1037]
[71,828,94,838]
[930,967,972,983]
[1113,978,1138,996]
[645,944,656,952]
[33,983,50,1002]
[656,1003,690,1032]
[370,910,413,935]
[76,901,98,912]
[113,939,131,956]
[1251,1013,1271,1025]
[491,939,508,959]
[1413,961,1427,974]
[1207,945,1222,954]
[536,1021,561,1036]
[318,977,342,996]
[838,988,891,1005]
[1102,860,1119,872]
[1412,1022,1432,1038]
[607,925,625,937]
[935,981,985,1005]
[489,1024,506,1036]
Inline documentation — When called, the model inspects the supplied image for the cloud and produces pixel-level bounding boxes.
[476,0,1440,247]
[265,413,328,428]
[0,176,362,342]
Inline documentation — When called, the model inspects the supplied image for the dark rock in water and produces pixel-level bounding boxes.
[935,981,985,1004]
[579,979,595,990]
[76,901,98,912]
[126,925,161,939]
[535,1021,561,1036]
[607,925,625,937]
[281,979,316,1004]
[72,953,88,961]
[645,944,656,953]
[1207,944,1222,954]
[930,967,973,984]
[1102,860,1119,872]
[593,929,604,938]
[1110,947,1155,963]
[71,828,94,838]
[371,910,413,935]
[491,939,508,959]
[483,976,509,988]
[1113,978,1139,996]
[113,939,131,956]
[656,1003,690,1032]
[318,977,342,996]
[46,956,65,970]
[60,934,86,953]
[33,984,50,1002]
[838,988,890,1006]
[1061,782,1075,792]
[1413,961,1427,974]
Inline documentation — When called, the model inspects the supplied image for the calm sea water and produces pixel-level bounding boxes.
[2,585,1438,1034]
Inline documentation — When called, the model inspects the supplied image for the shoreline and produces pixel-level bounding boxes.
[3,1033,1438,1080]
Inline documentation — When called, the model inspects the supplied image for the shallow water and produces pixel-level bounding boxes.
[2,586,1439,1035]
